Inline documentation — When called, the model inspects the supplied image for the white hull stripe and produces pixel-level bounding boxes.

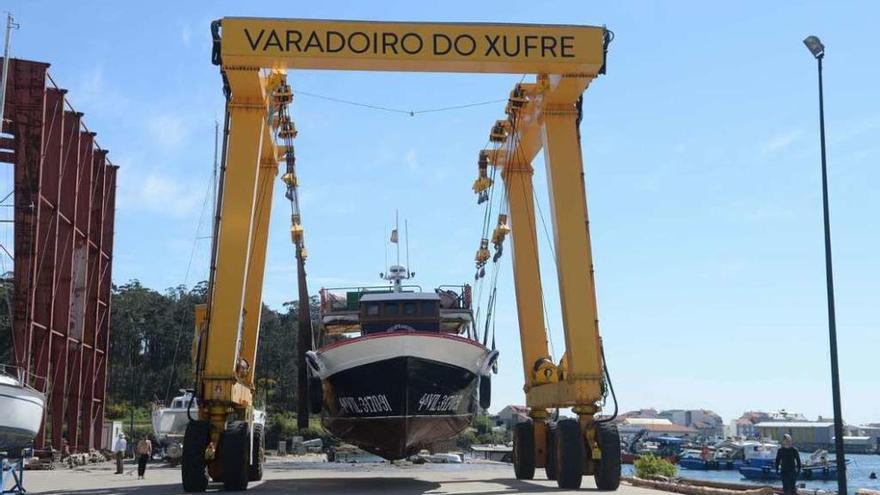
[314,334,490,379]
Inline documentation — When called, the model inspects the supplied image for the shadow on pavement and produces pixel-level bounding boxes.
[255,477,441,493]
[37,483,185,495]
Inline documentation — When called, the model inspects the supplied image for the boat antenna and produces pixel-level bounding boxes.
[405,219,411,279]
[395,209,400,268]
[383,224,388,282]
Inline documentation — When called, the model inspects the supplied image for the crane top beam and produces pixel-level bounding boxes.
[216,17,607,75]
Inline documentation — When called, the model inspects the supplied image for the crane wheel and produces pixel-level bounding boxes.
[181,420,210,493]
[221,421,250,491]
[512,421,535,480]
[554,419,584,489]
[308,377,323,414]
[544,424,557,480]
[594,422,622,491]
[479,375,491,410]
[248,423,265,481]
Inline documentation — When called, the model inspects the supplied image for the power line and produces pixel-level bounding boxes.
[295,89,505,117]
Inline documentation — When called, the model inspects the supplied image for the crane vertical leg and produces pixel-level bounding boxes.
[201,69,267,437]
[540,106,604,409]
[239,156,278,390]
[502,160,551,469]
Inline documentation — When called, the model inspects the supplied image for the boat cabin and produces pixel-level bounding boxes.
[319,284,474,338]
[359,292,440,334]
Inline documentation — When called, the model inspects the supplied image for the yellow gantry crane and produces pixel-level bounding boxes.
[185,16,617,492]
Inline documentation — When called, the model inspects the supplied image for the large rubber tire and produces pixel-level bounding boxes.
[308,376,323,414]
[555,418,585,490]
[248,424,264,482]
[594,422,622,491]
[544,424,557,480]
[182,420,210,493]
[479,375,491,410]
[512,421,535,480]
[221,421,250,491]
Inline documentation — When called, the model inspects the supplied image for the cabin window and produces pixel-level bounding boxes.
[403,302,418,316]
[365,303,380,316]
[384,302,400,315]
[421,301,437,315]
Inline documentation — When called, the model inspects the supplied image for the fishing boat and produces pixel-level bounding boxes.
[0,365,45,457]
[680,440,778,470]
[622,431,682,464]
[738,450,848,481]
[307,223,496,460]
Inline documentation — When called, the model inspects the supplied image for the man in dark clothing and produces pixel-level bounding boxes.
[775,434,802,495]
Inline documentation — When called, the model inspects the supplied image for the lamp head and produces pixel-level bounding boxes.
[803,36,825,59]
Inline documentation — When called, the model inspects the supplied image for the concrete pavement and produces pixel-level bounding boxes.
[24,456,666,494]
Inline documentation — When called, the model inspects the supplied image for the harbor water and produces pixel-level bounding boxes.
[623,454,880,495]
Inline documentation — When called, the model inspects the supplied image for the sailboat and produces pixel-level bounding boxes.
[307,217,497,460]
[0,365,45,456]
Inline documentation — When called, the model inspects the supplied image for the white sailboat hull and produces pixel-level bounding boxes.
[0,380,45,452]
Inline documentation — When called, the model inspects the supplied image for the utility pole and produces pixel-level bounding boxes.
[803,35,847,495]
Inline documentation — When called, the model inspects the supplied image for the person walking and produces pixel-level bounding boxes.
[135,435,153,480]
[775,434,802,495]
[113,433,127,474]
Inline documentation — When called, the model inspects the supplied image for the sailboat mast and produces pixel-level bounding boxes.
[0,14,19,129]
[405,219,410,279]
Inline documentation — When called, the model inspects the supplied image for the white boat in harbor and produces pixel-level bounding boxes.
[152,391,198,445]
[152,391,265,463]
[0,365,46,456]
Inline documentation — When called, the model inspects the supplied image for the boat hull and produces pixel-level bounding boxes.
[680,458,742,470]
[739,464,843,481]
[311,332,492,460]
[0,382,45,454]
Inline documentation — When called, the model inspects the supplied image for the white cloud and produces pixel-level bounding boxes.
[181,25,192,46]
[118,171,203,218]
[761,129,803,155]
[147,113,188,151]
[404,149,419,170]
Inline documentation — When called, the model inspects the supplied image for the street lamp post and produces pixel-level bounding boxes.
[803,35,847,495]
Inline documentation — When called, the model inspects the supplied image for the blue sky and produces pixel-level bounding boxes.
[4,1,878,425]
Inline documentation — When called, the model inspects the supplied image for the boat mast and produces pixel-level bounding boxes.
[0,14,20,129]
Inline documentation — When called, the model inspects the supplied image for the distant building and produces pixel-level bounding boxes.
[736,411,771,438]
[755,421,834,450]
[659,409,724,440]
[495,405,529,429]
[618,417,699,439]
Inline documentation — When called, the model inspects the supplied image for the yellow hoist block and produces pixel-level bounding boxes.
[472,151,493,194]
[475,238,490,266]
[491,213,511,247]
[505,84,528,116]
[278,119,298,140]
[489,120,510,143]
[274,83,293,105]
[290,214,304,243]
[281,172,297,187]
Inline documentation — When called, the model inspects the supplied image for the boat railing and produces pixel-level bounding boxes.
[436,284,472,310]
[0,363,45,388]
[319,285,424,314]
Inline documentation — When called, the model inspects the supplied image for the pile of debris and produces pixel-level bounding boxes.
[64,450,113,469]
